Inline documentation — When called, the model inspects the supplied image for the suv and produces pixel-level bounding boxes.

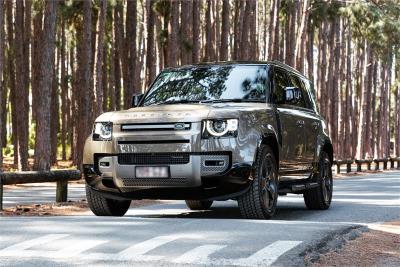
[83,61,333,219]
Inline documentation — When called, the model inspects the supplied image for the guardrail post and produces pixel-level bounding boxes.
[346,162,351,173]
[0,177,3,211]
[398,159,400,170]
[390,158,395,169]
[383,160,388,170]
[374,160,379,170]
[336,164,340,174]
[367,161,371,170]
[56,180,68,202]
[356,161,361,172]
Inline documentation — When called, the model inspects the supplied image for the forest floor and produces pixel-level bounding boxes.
[311,221,400,267]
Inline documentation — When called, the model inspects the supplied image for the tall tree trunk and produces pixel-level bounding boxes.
[32,8,43,124]
[50,45,60,165]
[34,0,58,171]
[76,0,92,168]
[0,0,4,170]
[146,0,156,86]
[113,6,122,110]
[220,0,229,61]
[205,0,213,61]
[15,0,29,170]
[240,1,251,60]
[273,0,281,60]
[192,0,200,63]
[249,0,258,60]
[6,0,18,166]
[94,0,107,118]
[295,0,309,71]
[125,0,138,106]
[344,24,352,159]
[168,0,179,66]
[371,61,378,158]
[396,74,400,156]
[61,20,67,161]
[356,40,368,159]
[180,0,191,65]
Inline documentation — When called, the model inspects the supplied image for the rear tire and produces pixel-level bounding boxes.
[185,200,213,210]
[86,185,131,216]
[303,151,333,210]
[237,145,279,219]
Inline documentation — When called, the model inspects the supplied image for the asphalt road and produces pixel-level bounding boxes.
[0,171,399,267]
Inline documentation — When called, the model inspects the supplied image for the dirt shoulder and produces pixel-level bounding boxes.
[309,221,400,267]
[0,199,164,216]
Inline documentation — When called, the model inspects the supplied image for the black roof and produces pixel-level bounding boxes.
[165,60,308,80]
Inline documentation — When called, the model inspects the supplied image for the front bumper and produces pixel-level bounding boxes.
[84,153,252,200]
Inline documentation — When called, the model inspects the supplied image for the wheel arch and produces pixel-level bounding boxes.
[259,134,280,170]
[321,141,334,164]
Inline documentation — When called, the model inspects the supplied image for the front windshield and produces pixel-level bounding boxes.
[142,65,270,106]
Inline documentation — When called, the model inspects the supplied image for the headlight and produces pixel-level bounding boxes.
[93,122,113,141]
[202,119,238,138]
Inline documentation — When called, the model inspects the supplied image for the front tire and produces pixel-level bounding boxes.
[303,151,333,210]
[185,200,213,210]
[238,145,279,219]
[86,185,131,216]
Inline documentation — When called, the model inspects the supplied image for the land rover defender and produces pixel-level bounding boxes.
[83,61,333,219]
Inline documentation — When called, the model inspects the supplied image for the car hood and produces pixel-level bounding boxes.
[96,103,269,124]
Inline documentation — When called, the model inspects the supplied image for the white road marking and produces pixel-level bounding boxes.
[0,234,302,266]
[117,234,201,260]
[228,240,302,267]
[0,234,68,254]
[173,245,227,264]
[52,239,108,257]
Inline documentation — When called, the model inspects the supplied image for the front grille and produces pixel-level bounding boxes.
[121,123,191,131]
[118,153,190,165]
[121,177,188,187]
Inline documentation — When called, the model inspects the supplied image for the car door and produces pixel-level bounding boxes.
[273,67,308,174]
[288,74,320,169]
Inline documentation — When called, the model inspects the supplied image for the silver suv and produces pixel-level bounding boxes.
[83,61,333,219]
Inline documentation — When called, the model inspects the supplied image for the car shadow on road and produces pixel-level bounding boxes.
[126,202,314,220]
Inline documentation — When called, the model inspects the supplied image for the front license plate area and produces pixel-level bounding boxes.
[135,166,170,178]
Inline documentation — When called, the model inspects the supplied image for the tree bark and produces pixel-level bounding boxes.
[220,0,229,61]
[76,0,92,168]
[273,0,281,60]
[0,0,4,170]
[125,0,137,107]
[240,1,251,60]
[61,20,67,161]
[94,0,107,118]
[146,0,156,87]
[34,0,58,171]
[168,0,179,66]
[15,0,29,171]
[6,1,17,166]
[180,0,191,65]
[192,0,200,63]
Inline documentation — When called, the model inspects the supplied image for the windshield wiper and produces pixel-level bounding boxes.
[200,99,266,104]
[154,99,201,105]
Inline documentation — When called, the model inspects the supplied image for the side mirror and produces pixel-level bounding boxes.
[284,87,302,104]
[131,94,144,108]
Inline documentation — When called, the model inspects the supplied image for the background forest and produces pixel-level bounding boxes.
[0,0,399,171]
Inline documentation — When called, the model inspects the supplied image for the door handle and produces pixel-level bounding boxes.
[296,120,305,127]
[311,122,319,129]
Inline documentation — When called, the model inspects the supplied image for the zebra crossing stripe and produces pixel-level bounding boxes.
[173,245,227,264]
[0,234,68,255]
[117,234,202,260]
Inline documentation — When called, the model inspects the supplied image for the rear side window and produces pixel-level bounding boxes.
[273,68,291,105]
[288,74,307,109]
[301,78,318,112]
